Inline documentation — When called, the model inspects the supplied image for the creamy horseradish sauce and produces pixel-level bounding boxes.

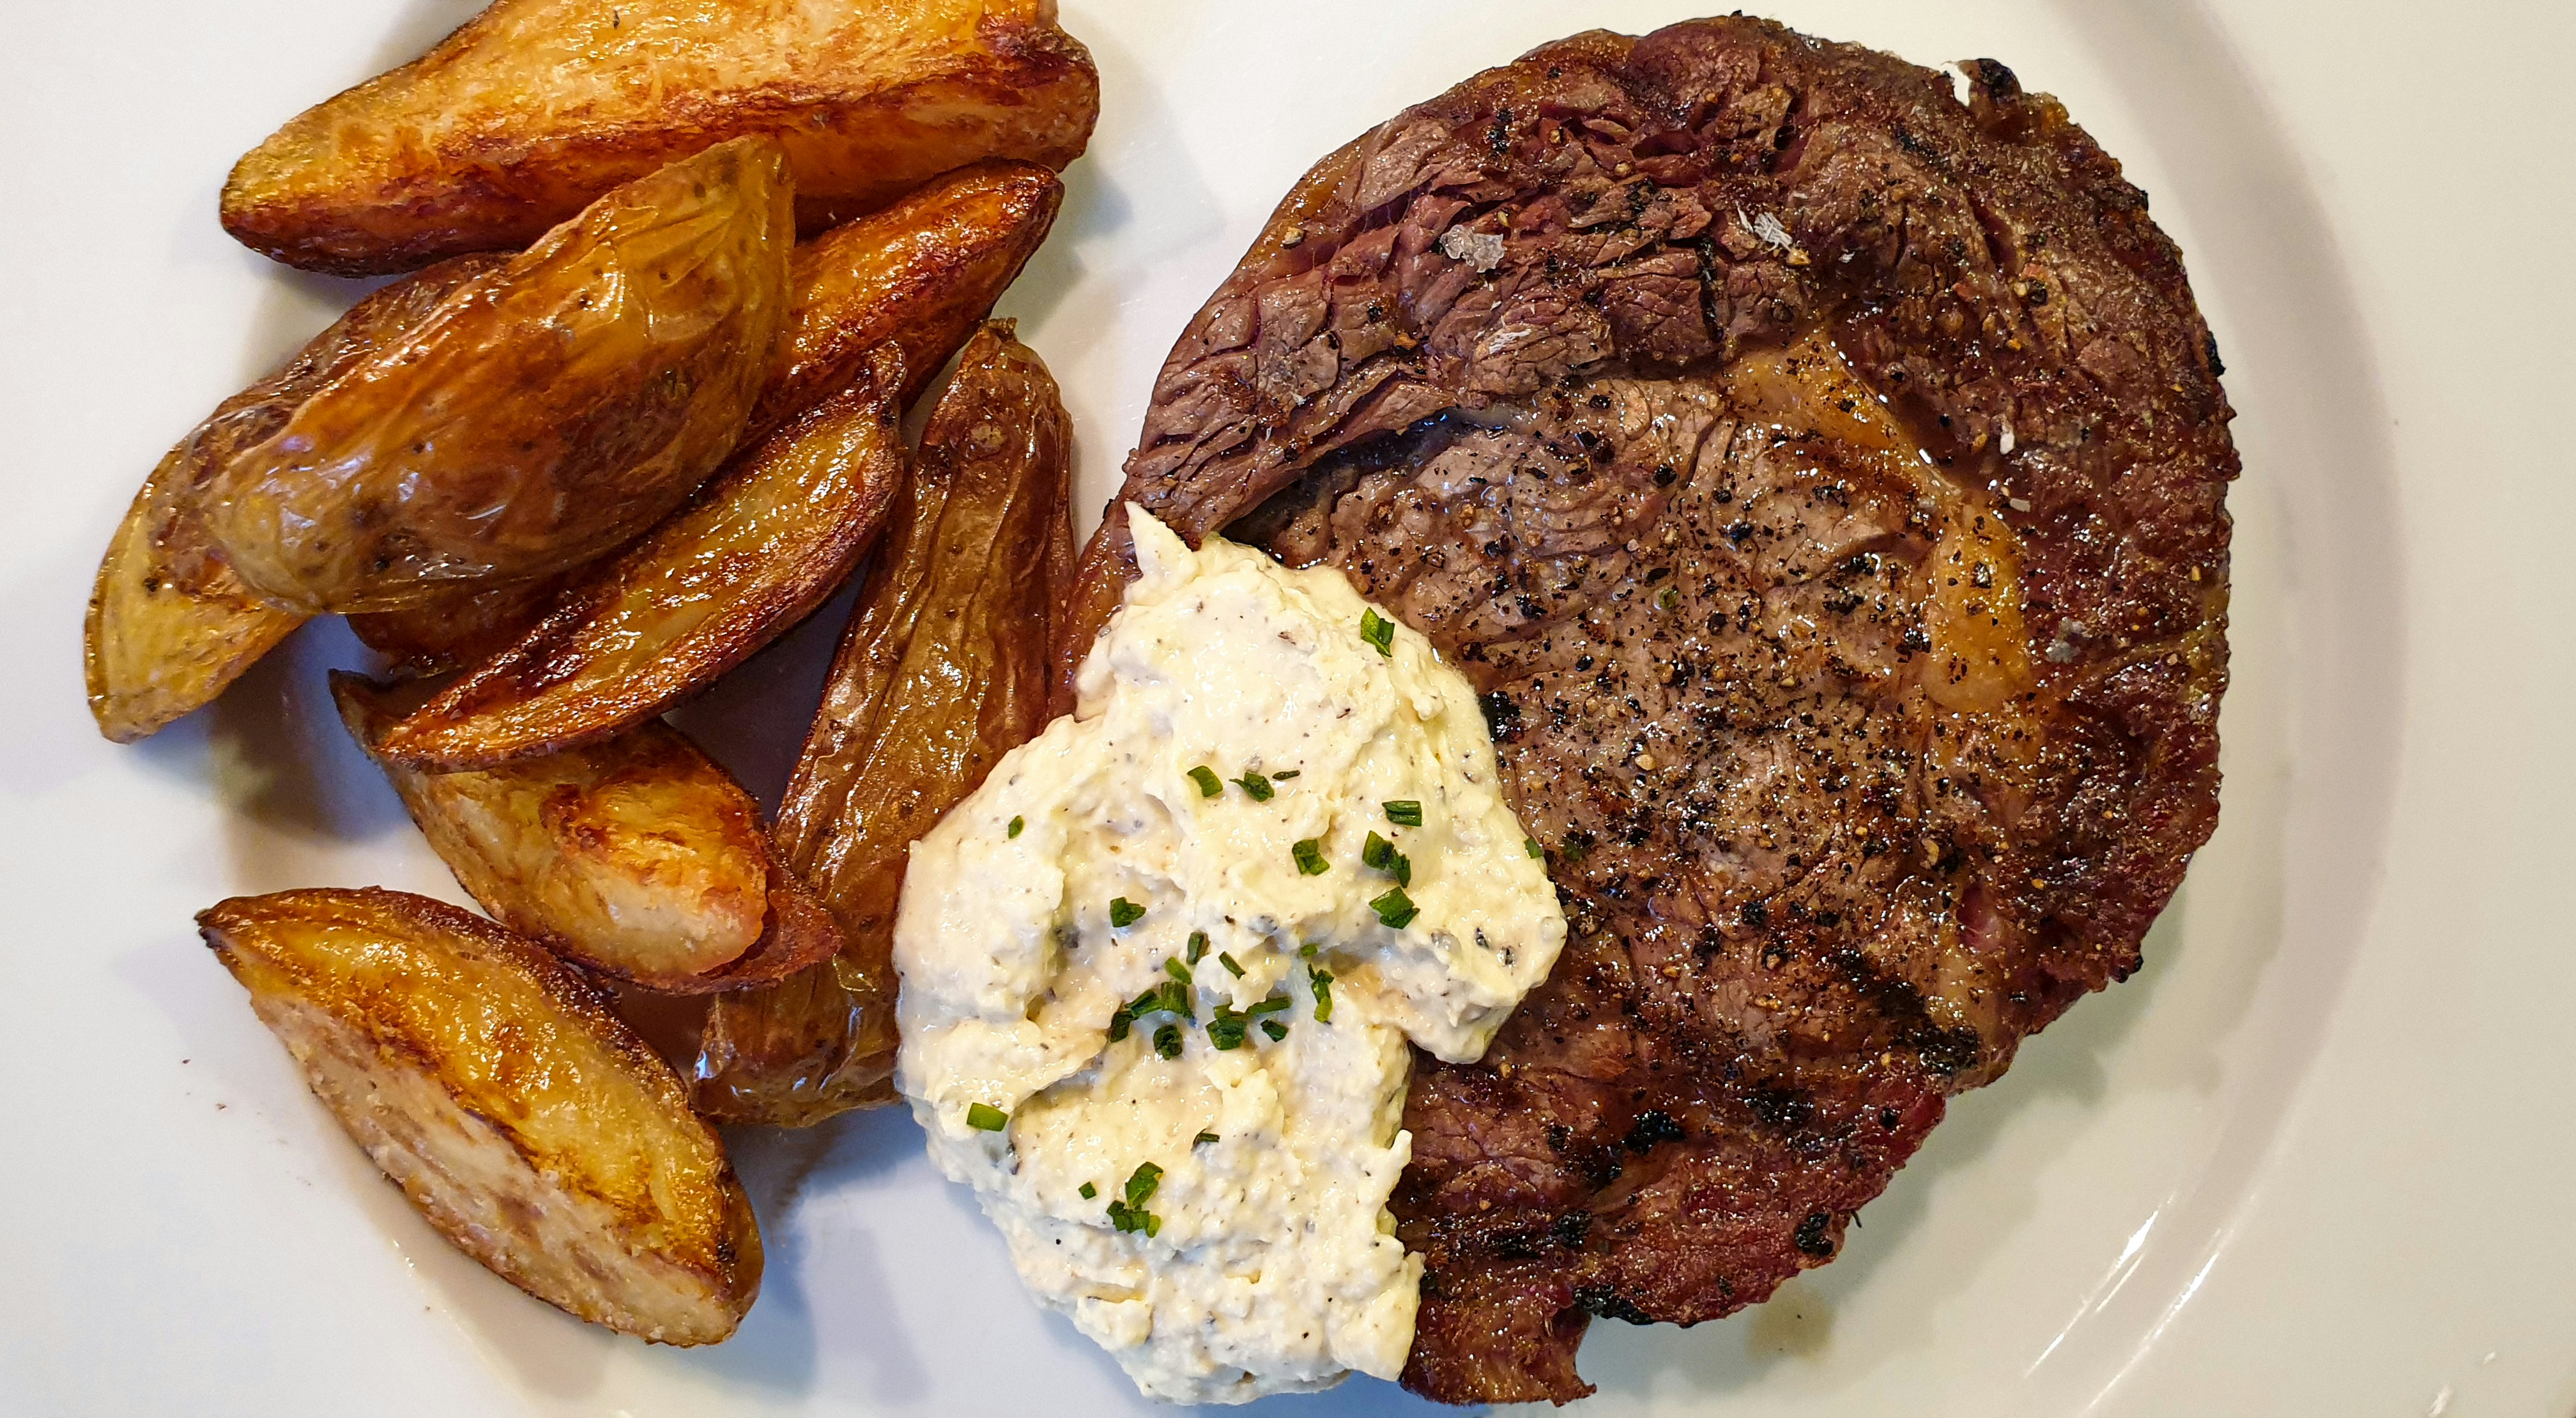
[894,510,1565,1403]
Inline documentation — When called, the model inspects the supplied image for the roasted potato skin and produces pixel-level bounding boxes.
[201,888,762,1343]
[83,255,504,742]
[695,323,1071,1126]
[346,574,576,680]
[335,675,841,991]
[374,353,908,770]
[758,160,1064,435]
[221,0,1098,276]
[337,161,1061,677]
[203,138,795,615]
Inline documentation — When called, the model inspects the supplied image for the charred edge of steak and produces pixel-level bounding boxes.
[1087,13,2233,1406]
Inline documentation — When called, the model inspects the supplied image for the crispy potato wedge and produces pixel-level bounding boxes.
[340,161,1061,677]
[374,165,1062,769]
[696,323,1071,1125]
[201,888,762,1342]
[220,0,1098,277]
[373,353,908,770]
[756,160,1066,436]
[335,675,842,991]
[203,138,795,614]
[84,255,503,742]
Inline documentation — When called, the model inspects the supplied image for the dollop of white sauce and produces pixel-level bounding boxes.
[894,510,1565,1403]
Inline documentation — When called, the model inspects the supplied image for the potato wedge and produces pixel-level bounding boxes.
[334,675,840,992]
[340,160,1062,678]
[221,0,1098,277]
[200,888,762,1343]
[203,138,795,615]
[756,160,1066,436]
[372,353,908,770]
[695,323,1070,1125]
[84,255,503,742]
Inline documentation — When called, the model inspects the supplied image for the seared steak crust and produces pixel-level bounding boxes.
[1064,16,2232,1404]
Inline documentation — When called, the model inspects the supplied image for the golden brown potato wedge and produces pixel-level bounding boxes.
[221,0,1098,277]
[201,888,762,1342]
[373,165,1062,769]
[334,675,841,993]
[695,323,1071,1125]
[203,138,795,615]
[342,160,1062,678]
[372,353,908,770]
[756,160,1066,436]
[84,255,503,742]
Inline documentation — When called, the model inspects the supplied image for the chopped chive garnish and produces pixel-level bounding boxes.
[1218,951,1245,977]
[1208,1007,1246,1050]
[1262,1020,1289,1042]
[1300,943,1319,958]
[1236,771,1275,802]
[1371,885,1420,929]
[1165,957,1193,984]
[966,1102,1009,1132]
[1309,966,1335,1023]
[1360,608,1395,656]
[1271,770,1301,780]
[1108,1007,1134,1042]
[1107,1198,1161,1235]
[1656,585,1680,611]
[1186,931,1209,964]
[1292,838,1329,875]
[1110,897,1146,927]
[1080,1182,1098,1200]
[1154,1023,1184,1058]
[1383,800,1423,827]
[1008,816,1025,838]
[1526,836,1542,858]
[1246,996,1292,1016]
[1363,831,1413,885]
[1188,765,1223,797]
[1195,1131,1220,1146]
[1162,980,1195,1020]
[1126,1163,1163,1206]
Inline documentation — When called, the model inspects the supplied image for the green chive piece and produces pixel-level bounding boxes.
[1309,966,1335,1023]
[1526,836,1542,858]
[1186,931,1209,964]
[1108,1007,1134,1042]
[1208,1008,1246,1050]
[1363,831,1413,885]
[1218,951,1246,978]
[1360,608,1395,657]
[1236,771,1275,802]
[1271,770,1301,780]
[1262,1020,1289,1042]
[1126,1163,1163,1207]
[1110,897,1146,928]
[1371,885,1420,930]
[1145,1213,1163,1239]
[966,1102,1009,1132]
[1383,800,1423,827]
[1300,943,1319,958]
[1107,1198,1154,1233]
[1165,957,1193,984]
[1656,585,1680,611]
[1008,816,1025,838]
[1188,765,1223,797]
[1246,996,1292,1016]
[1292,838,1329,876]
[1154,1023,1184,1059]
[1131,987,1165,1016]
[1080,1182,1098,1200]
[1195,1131,1220,1147]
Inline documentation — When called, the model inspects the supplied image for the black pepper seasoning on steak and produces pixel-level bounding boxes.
[1061,15,2232,1405]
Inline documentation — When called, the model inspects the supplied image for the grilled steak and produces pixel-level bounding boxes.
[1061,15,2232,1404]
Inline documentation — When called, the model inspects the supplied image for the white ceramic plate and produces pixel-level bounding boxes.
[6,1,2571,1414]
